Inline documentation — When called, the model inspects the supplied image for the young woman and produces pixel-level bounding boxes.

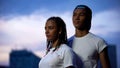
[39,17,80,68]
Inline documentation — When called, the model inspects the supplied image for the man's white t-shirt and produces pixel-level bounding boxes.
[39,44,78,68]
[72,32,107,68]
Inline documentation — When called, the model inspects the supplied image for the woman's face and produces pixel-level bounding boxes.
[45,20,59,42]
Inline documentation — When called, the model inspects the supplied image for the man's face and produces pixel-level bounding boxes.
[72,8,87,30]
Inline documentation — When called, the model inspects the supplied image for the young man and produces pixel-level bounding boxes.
[68,5,110,68]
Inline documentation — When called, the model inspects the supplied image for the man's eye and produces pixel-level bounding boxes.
[73,13,76,16]
[80,13,85,16]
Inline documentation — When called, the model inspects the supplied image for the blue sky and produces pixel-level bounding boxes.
[1,0,120,16]
[0,0,120,67]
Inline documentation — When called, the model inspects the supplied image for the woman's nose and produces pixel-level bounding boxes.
[45,29,49,34]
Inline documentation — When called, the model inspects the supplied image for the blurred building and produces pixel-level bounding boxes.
[107,45,117,68]
[0,65,9,68]
[9,50,41,68]
[9,45,117,68]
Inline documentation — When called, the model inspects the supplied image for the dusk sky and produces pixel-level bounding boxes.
[0,0,120,67]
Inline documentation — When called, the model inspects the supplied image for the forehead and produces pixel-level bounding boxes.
[74,8,87,13]
[46,20,56,26]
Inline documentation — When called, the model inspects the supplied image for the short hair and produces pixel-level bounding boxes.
[73,5,92,31]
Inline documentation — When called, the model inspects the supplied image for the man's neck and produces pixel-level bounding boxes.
[75,29,89,37]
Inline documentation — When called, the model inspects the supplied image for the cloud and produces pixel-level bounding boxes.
[34,50,46,58]
[1,9,120,66]
[91,10,120,65]
[91,9,120,36]
[0,10,74,65]
[1,13,45,44]
[0,9,120,50]
[0,10,74,46]
[0,53,9,66]
[0,45,12,66]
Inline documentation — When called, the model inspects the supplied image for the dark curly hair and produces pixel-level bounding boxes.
[46,16,67,54]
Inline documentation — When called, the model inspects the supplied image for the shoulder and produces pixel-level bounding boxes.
[68,35,74,42]
[57,44,74,55]
[89,32,106,42]
[57,44,74,58]
[89,33,108,52]
[67,35,75,47]
[59,44,72,51]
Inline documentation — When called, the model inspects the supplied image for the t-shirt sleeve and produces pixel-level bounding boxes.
[63,48,74,67]
[98,39,107,53]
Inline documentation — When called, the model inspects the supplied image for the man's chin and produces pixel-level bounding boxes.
[76,27,85,30]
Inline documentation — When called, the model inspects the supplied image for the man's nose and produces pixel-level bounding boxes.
[75,15,80,20]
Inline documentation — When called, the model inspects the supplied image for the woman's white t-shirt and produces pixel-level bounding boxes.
[39,44,78,68]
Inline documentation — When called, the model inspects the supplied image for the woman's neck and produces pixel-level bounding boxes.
[51,39,59,48]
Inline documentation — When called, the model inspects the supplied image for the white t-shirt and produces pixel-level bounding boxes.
[72,32,107,68]
[39,44,79,68]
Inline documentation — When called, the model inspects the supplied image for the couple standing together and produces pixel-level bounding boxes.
[39,5,110,68]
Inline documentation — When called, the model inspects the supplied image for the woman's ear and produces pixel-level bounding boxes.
[59,28,62,34]
[59,31,61,34]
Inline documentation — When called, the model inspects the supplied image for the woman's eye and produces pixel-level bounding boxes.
[49,26,54,30]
